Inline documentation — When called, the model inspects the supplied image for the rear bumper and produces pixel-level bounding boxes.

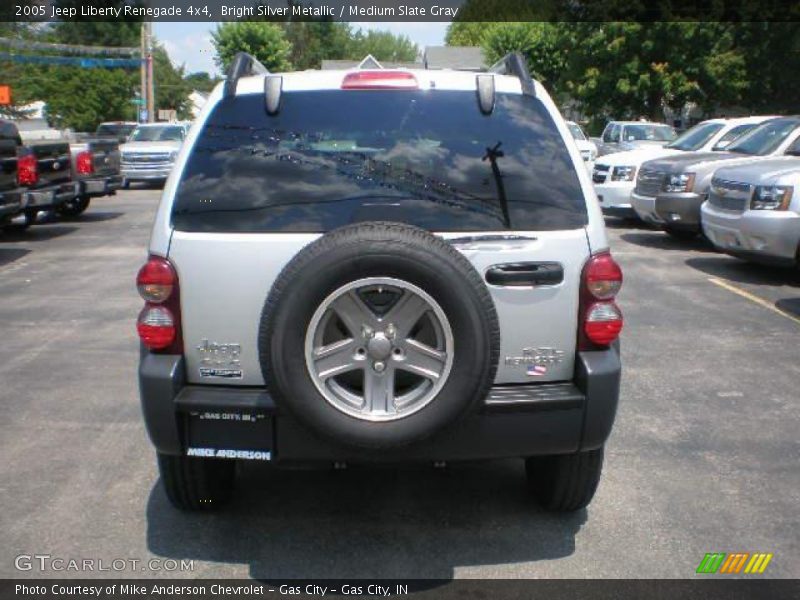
[139,346,621,462]
[24,182,79,209]
[0,189,23,218]
[80,175,122,197]
[701,202,800,264]
[654,191,706,232]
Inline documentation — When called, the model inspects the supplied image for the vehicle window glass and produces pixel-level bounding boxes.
[567,123,586,140]
[0,121,20,146]
[623,124,676,142]
[605,124,620,143]
[710,123,757,150]
[129,126,185,142]
[172,90,588,233]
[785,136,800,156]
[666,122,724,151]
[727,118,800,156]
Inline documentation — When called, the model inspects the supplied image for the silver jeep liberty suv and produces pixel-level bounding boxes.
[137,53,623,512]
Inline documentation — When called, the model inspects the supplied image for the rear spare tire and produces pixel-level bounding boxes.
[259,222,499,449]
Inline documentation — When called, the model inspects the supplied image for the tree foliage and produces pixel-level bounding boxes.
[446,13,800,123]
[282,21,352,70]
[483,23,565,88]
[152,46,191,118]
[348,30,417,63]
[184,71,219,93]
[211,22,292,73]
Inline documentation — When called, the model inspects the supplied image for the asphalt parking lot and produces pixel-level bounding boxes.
[0,188,798,580]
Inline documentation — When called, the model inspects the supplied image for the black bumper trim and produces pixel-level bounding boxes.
[176,385,276,412]
[140,347,620,460]
[484,382,583,412]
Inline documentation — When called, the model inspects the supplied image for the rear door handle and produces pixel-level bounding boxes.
[485,262,564,287]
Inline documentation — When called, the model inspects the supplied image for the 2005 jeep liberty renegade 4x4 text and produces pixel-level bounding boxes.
[137,53,623,512]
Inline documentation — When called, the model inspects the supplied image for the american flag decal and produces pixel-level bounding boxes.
[526,365,547,377]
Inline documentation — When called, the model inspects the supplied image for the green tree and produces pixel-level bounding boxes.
[560,23,750,122]
[184,71,219,93]
[482,23,565,90]
[445,22,490,46]
[152,45,191,118]
[282,21,352,70]
[348,30,417,63]
[39,67,136,130]
[211,22,292,73]
[50,0,141,47]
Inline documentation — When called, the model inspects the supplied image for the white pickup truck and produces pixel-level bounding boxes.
[120,122,189,188]
[592,116,772,219]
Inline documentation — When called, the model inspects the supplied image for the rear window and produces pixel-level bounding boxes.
[172,90,587,233]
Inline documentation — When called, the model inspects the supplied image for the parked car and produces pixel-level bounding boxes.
[702,158,800,268]
[0,119,79,231]
[63,134,122,217]
[595,120,676,157]
[566,121,598,171]
[593,116,773,219]
[120,122,189,188]
[632,116,800,238]
[137,53,623,512]
[95,121,137,143]
[0,121,24,226]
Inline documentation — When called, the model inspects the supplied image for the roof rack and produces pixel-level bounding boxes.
[224,52,269,98]
[487,52,535,97]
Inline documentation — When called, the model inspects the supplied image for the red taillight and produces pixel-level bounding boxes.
[585,252,623,300]
[584,303,624,345]
[137,256,175,303]
[579,251,623,350]
[136,255,182,353]
[76,150,93,175]
[341,70,418,90]
[17,153,38,186]
[137,305,176,349]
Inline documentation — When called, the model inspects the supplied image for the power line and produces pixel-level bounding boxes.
[0,52,141,68]
[0,36,139,56]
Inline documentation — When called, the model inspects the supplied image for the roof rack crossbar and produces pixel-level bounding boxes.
[487,52,535,97]
[224,52,269,98]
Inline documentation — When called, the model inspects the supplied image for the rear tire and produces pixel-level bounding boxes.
[1,209,36,232]
[156,452,235,511]
[526,447,604,512]
[57,195,90,218]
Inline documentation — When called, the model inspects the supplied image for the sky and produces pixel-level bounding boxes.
[154,22,449,76]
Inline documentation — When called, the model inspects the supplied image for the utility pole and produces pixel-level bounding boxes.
[145,22,155,123]
[140,24,146,123]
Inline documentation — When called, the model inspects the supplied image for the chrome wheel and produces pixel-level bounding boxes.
[305,277,454,422]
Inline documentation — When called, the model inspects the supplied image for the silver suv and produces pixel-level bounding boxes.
[136,53,623,512]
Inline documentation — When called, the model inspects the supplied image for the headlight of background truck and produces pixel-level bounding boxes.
[611,166,636,181]
[751,185,793,210]
[664,173,695,193]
